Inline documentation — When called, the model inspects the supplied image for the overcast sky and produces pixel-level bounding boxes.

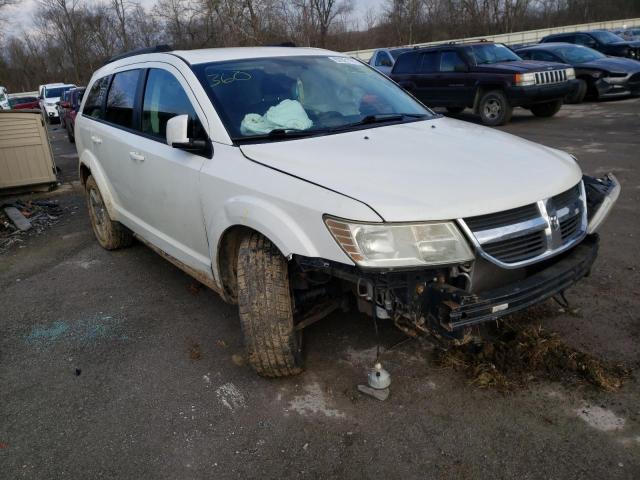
[4,0,387,36]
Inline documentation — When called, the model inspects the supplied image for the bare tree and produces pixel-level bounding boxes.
[311,0,352,47]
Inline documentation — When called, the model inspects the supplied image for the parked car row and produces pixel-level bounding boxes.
[369,29,640,125]
[38,83,76,123]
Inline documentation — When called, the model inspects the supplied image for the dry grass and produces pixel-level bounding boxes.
[433,319,630,392]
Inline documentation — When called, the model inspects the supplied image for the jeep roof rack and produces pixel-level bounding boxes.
[104,45,173,65]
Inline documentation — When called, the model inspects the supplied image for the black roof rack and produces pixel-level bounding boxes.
[104,45,173,65]
[266,41,296,47]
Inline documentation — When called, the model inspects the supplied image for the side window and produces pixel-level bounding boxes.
[105,69,141,129]
[375,52,393,67]
[439,51,466,72]
[532,51,559,62]
[418,52,439,73]
[142,69,198,141]
[391,53,418,74]
[575,34,596,47]
[82,76,110,119]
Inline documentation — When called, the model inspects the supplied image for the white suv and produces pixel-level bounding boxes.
[76,46,620,377]
[39,83,76,123]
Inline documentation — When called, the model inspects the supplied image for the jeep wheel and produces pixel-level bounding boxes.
[85,175,133,250]
[237,232,303,378]
[478,90,512,126]
[565,79,587,104]
[531,100,563,117]
[446,106,465,114]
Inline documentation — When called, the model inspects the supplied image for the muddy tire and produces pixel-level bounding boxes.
[85,175,133,250]
[237,232,303,378]
[478,90,512,126]
[531,99,563,117]
[565,79,587,104]
[446,106,465,114]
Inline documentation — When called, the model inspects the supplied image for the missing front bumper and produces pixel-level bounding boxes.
[428,235,598,332]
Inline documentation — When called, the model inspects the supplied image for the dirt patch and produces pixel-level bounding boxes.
[434,315,631,392]
[187,338,202,361]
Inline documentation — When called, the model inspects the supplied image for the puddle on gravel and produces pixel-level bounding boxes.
[433,315,631,392]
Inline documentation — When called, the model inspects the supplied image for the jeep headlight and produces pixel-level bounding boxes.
[325,217,474,268]
[514,72,536,86]
[566,67,575,80]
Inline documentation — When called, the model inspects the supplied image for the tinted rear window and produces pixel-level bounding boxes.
[418,52,439,73]
[392,53,418,74]
[83,76,110,119]
[105,69,141,129]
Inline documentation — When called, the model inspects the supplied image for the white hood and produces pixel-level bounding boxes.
[240,117,583,222]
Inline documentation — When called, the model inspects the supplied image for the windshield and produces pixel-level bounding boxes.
[192,55,432,141]
[0,92,6,102]
[390,48,411,60]
[464,44,521,64]
[591,31,625,44]
[555,45,605,63]
[45,86,72,98]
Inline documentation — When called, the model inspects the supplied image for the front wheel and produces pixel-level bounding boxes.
[478,90,512,126]
[566,79,587,104]
[237,232,303,378]
[531,100,563,117]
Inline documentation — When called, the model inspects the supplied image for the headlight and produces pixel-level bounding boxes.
[324,217,474,268]
[566,68,575,80]
[514,72,536,86]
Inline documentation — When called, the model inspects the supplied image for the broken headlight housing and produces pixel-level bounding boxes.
[325,217,474,268]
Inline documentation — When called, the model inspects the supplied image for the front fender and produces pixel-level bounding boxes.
[222,195,323,260]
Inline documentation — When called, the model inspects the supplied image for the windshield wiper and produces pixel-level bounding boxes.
[233,128,326,143]
[330,113,428,132]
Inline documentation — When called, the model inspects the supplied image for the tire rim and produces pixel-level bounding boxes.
[88,187,108,241]
[483,99,502,120]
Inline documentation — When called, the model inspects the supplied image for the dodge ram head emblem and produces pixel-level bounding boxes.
[549,215,560,231]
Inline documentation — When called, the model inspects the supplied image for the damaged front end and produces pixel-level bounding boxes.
[295,174,620,345]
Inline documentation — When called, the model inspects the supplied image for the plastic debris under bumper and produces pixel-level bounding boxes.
[434,235,599,331]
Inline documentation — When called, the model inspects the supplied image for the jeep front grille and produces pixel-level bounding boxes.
[459,182,587,268]
[534,69,567,85]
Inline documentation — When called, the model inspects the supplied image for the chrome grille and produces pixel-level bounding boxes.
[534,69,567,85]
[460,182,587,268]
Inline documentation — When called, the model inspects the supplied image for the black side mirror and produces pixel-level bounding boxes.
[454,64,469,73]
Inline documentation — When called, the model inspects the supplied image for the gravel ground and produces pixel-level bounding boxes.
[1,100,639,479]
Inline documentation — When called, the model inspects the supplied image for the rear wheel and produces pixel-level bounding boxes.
[446,106,465,114]
[565,79,587,104]
[531,99,563,117]
[66,123,75,143]
[237,232,303,378]
[85,175,133,250]
[478,90,512,126]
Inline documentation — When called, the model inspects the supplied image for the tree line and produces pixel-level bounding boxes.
[1,0,639,92]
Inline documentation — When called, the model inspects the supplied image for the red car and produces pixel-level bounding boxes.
[60,87,85,143]
[8,96,40,110]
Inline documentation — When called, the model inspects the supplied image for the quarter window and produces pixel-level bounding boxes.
[105,69,141,129]
[82,76,110,119]
[142,69,197,140]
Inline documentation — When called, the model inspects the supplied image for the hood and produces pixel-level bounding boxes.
[579,56,640,72]
[475,60,569,73]
[240,118,583,222]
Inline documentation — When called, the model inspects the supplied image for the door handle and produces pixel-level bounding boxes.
[129,151,145,162]
[90,135,102,144]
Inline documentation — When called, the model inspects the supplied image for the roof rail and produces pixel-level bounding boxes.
[104,45,173,65]
[266,41,296,47]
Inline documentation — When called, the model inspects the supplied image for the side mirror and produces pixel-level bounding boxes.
[166,114,211,157]
[454,64,469,73]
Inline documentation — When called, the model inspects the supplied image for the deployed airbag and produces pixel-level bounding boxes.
[241,99,313,135]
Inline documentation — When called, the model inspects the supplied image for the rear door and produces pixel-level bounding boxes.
[437,50,474,106]
[411,51,441,106]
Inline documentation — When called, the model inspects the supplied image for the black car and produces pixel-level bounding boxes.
[390,41,576,126]
[540,30,640,60]
[517,43,640,103]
